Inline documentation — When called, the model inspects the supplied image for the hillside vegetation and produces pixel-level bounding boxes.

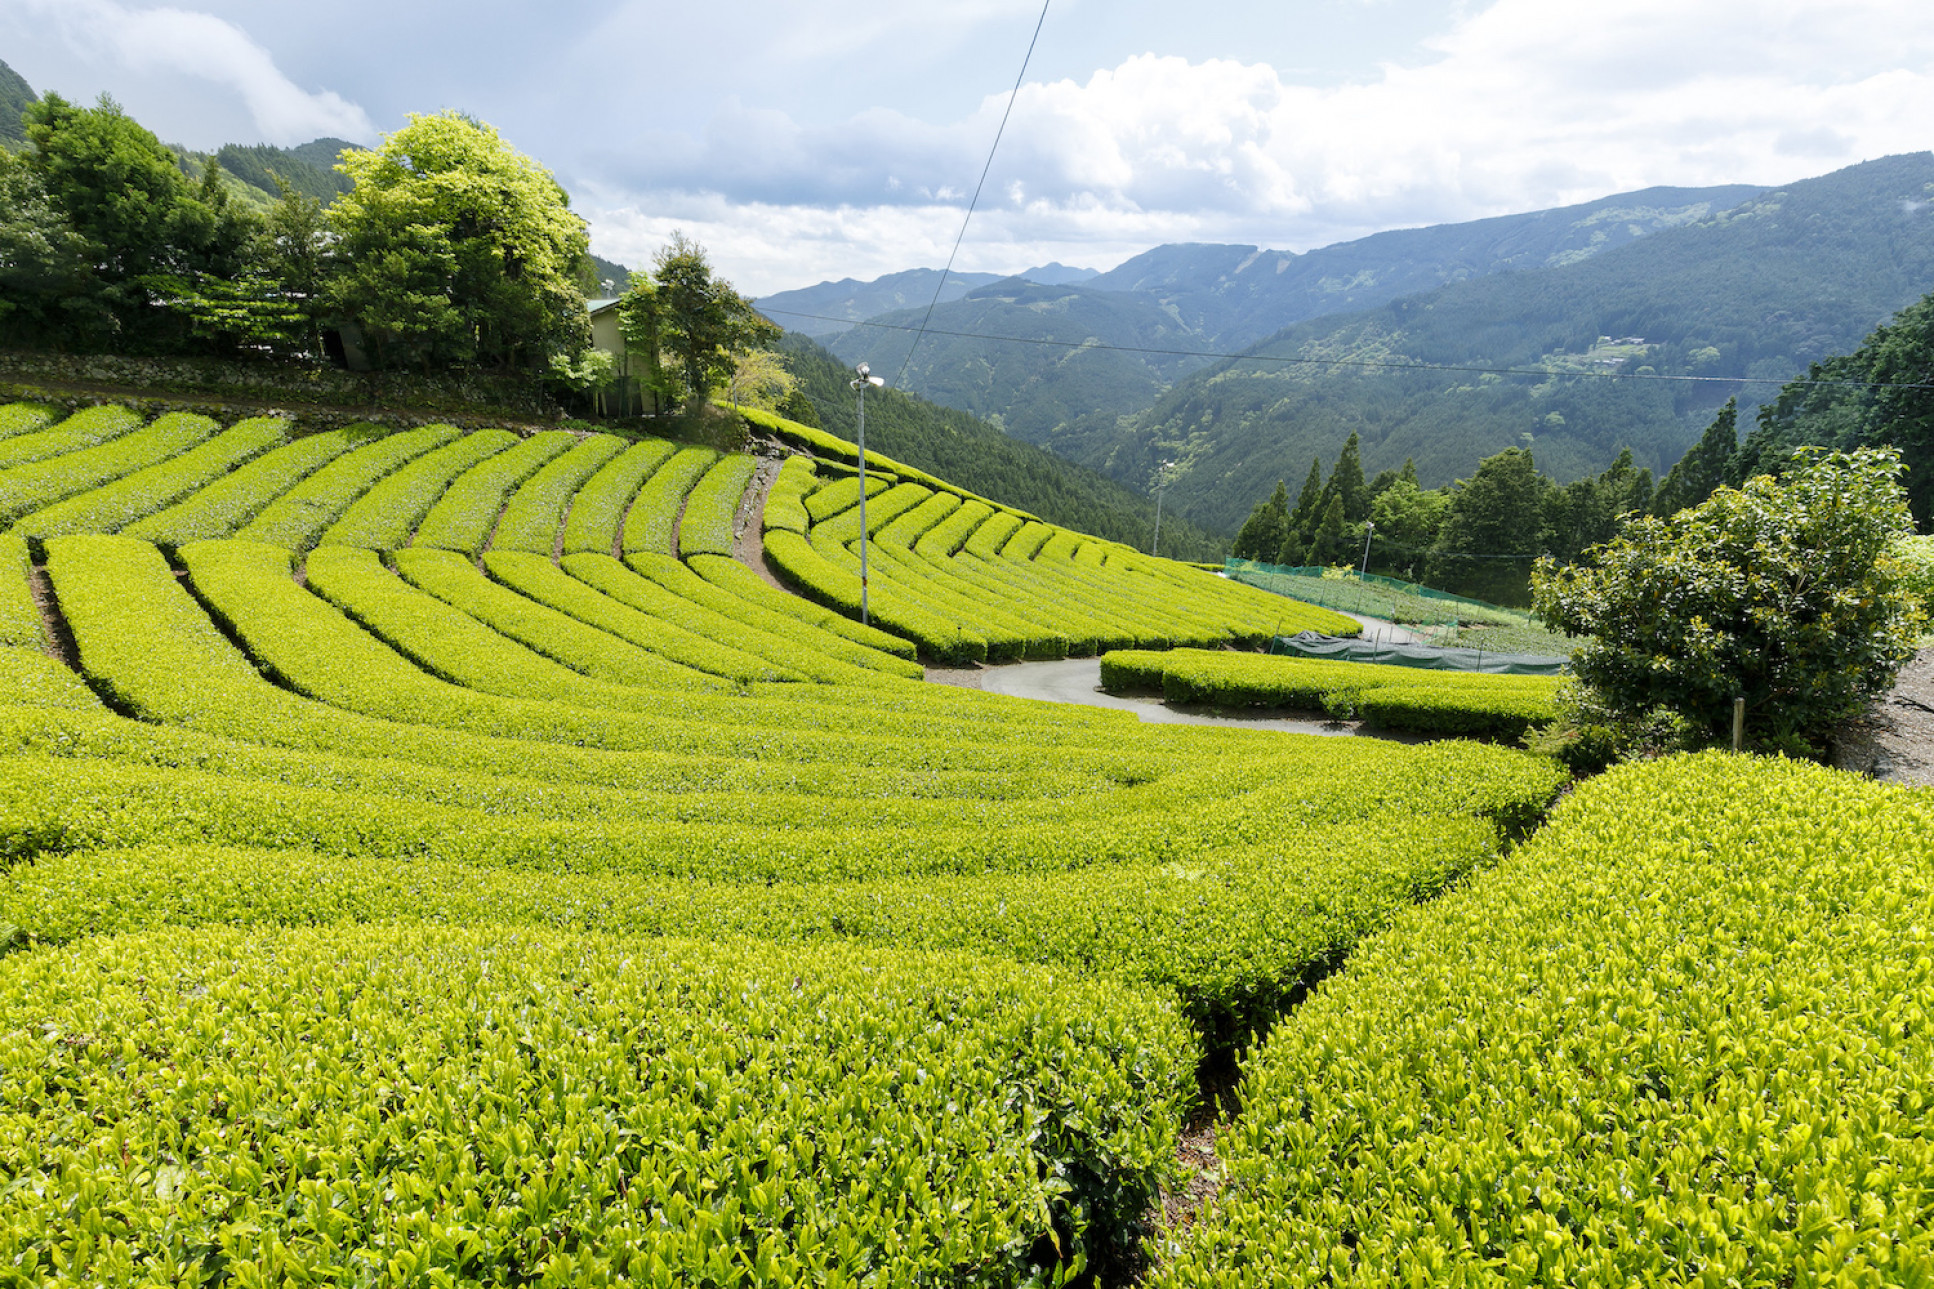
[1097,153,1934,532]
[782,336,1226,560]
[0,396,1924,1280]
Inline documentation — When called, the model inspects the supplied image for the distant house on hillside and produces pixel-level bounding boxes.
[586,297,651,417]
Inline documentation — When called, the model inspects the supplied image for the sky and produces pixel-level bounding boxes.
[4,0,1934,295]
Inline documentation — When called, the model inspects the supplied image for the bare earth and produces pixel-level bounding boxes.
[1834,646,1934,787]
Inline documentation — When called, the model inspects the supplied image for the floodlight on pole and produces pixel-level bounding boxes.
[849,362,885,625]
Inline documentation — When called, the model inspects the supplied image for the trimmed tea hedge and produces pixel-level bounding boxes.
[1102,648,1561,739]
[491,433,627,554]
[238,424,459,551]
[411,430,575,555]
[1159,752,1934,1285]
[124,426,369,547]
[0,925,1192,1286]
[560,437,675,556]
[318,428,514,551]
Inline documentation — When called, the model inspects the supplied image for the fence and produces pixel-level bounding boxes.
[1223,558,1538,632]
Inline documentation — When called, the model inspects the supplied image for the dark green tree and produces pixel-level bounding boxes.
[1426,447,1553,605]
[1303,492,1352,566]
[1231,479,1289,561]
[1544,447,1654,564]
[1854,293,1934,525]
[643,232,781,407]
[0,147,99,343]
[1652,399,1738,516]
[1327,430,1371,524]
[1282,457,1324,559]
[15,93,198,346]
[1534,447,1922,757]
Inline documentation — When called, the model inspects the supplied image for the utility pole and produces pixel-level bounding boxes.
[1150,459,1175,556]
[850,362,884,624]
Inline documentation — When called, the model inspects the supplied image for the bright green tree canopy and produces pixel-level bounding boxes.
[326,111,592,370]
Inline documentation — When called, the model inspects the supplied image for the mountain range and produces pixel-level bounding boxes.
[799,155,1934,534]
[757,263,1098,337]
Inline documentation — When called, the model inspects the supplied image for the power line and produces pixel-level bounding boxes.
[762,304,1934,393]
[891,0,1051,391]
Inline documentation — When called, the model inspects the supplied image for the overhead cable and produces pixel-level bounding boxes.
[891,0,1052,390]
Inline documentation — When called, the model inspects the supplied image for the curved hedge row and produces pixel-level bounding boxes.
[318,428,513,551]
[13,417,288,540]
[1102,648,1561,739]
[491,433,627,554]
[1159,752,1934,1285]
[124,426,369,547]
[236,423,458,551]
[678,452,760,558]
[0,411,219,524]
[0,924,1191,1287]
[621,444,717,556]
[560,437,675,556]
[0,404,140,470]
[411,430,574,555]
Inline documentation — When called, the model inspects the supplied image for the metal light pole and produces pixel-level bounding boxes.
[850,362,884,625]
[1150,459,1174,557]
[1359,520,1375,579]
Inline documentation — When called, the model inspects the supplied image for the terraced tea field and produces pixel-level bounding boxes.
[0,401,1925,1284]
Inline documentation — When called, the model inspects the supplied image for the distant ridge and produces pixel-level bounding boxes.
[759,262,1098,336]
[0,58,39,148]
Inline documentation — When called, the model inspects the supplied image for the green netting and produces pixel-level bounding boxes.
[1268,631,1569,676]
[1223,559,1532,628]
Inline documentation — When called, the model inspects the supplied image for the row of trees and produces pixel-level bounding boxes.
[0,97,597,369]
[1229,430,1655,605]
[0,95,775,413]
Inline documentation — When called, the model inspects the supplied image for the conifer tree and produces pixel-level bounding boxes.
[1653,399,1739,516]
[1232,479,1289,560]
[1331,431,1371,524]
[1282,457,1324,559]
[1305,493,1352,566]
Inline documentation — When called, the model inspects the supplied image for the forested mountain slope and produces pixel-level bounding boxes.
[1091,152,1934,533]
[781,336,1222,559]
[818,181,1764,448]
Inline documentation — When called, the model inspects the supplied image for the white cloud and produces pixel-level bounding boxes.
[593,0,1934,293]
[27,0,374,145]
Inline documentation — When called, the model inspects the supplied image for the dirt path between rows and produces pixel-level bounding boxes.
[732,449,790,593]
[1835,646,1934,786]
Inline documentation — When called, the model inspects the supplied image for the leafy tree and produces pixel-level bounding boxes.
[615,278,679,414]
[1652,399,1738,515]
[327,111,592,370]
[1369,474,1449,577]
[1231,480,1288,561]
[13,93,202,346]
[1426,447,1552,605]
[0,147,99,343]
[1533,447,1922,758]
[642,232,780,407]
[724,349,798,413]
[257,179,333,359]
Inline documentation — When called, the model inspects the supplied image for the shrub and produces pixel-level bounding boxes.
[1533,447,1924,755]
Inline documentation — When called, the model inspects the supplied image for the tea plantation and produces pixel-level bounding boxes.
[0,402,1924,1285]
